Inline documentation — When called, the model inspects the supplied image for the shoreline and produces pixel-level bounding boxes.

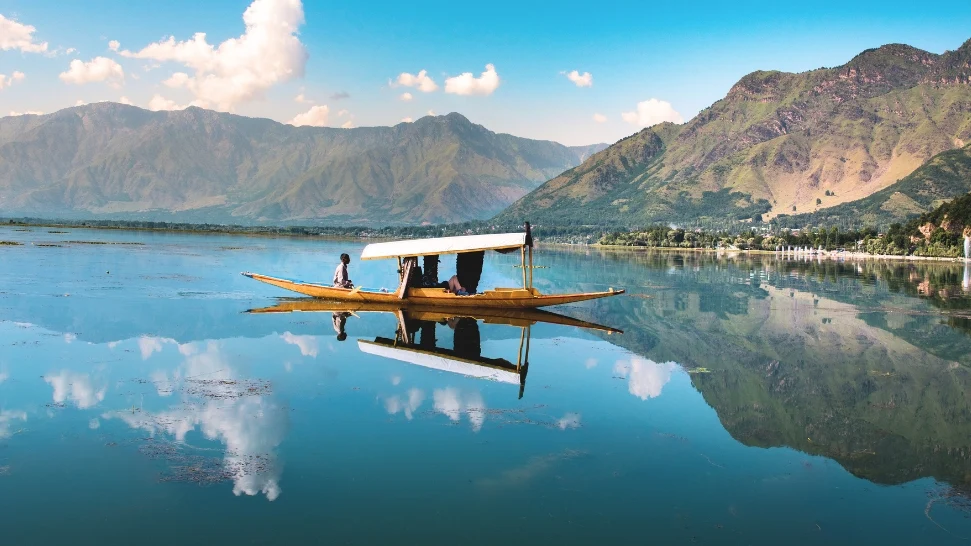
[590,243,969,263]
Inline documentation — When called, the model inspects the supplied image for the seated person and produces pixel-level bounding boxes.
[445,274,470,296]
[333,253,353,288]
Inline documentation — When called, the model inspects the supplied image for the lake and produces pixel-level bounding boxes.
[1,225,970,545]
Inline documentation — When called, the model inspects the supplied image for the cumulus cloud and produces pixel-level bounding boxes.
[44,370,107,409]
[613,358,678,400]
[395,69,438,93]
[59,57,125,87]
[288,104,329,127]
[400,117,413,123]
[0,14,48,53]
[147,94,189,111]
[592,113,607,123]
[0,409,27,439]
[119,0,308,111]
[433,388,486,431]
[565,70,592,87]
[384,388,424,420]
[118,96,133,105]
[294,92,312,103]
[399,92,413,102]
[108,40,120,52]
[281,332,318,357]
[0,71,25,90]
[621,98,683,127]
[89,418,101,430]
[138,336,175,360]
[445,64,500,96]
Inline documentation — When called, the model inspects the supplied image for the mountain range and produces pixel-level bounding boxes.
[0,105,604,225]
[499,39,971,228]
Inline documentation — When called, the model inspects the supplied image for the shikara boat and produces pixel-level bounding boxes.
[246,299,622,398]
[242,225,625,309]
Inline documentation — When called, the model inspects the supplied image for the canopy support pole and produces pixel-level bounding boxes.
[528,246,533,289]
[516,327,525,371]
[521,247,527,289]
[397,258,415,300]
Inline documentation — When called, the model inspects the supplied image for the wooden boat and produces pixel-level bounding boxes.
[242,226,624,309]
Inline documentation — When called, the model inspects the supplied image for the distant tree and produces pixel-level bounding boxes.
[752,213,763,223]
[792,206,797,212]
[816,198,822,205]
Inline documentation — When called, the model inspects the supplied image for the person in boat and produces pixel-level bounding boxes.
[445,274,469,296]
[332,311,350,341]
[333,253,353,288]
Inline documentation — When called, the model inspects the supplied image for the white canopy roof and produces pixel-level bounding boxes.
[358,340,520,384]
[360,232,526,261]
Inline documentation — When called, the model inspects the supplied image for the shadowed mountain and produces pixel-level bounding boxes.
[0,105,589,225]
[498,39,971,227]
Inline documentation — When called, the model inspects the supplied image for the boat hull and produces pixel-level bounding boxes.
[242,272,624,309]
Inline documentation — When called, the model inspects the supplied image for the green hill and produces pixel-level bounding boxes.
[499,39,971,228]
[0,105,589,225]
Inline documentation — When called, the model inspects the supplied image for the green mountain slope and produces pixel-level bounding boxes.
[778,143,971,228]
[499,39,971,228]
[0,105,588,225]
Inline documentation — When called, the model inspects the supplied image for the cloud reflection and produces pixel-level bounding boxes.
[384,388,424,420]
[281,332,319,357]
[44,370,106,408]
[613,358,678,400]
[433,388,486,431]
[557,413,581,430]
[0,409,27,439]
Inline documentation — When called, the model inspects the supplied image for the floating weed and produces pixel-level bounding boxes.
[925,485,971,539]
[0,241,23,246]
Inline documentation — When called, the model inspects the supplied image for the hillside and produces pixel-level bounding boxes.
[0,105,588,225]
[499,38,971,228]
[778,143,971,228]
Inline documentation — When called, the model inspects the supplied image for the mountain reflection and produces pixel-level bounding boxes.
[557,249,971,491]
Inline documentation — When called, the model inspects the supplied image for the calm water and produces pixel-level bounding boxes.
[1,226,970,545]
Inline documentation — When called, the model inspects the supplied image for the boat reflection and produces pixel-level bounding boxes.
[249,299,622,399]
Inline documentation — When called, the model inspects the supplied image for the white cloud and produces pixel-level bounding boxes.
[399,92,413,102]
[395,69,438,93]
[445,64,500,96]
[592,113,607,123]
[147,94,188,111]
[88,418,101,430]
[427,109,436,116]
[621,98,684,127]
[585,358,598,369]
[281,332,318,357]
[108,40,120,52]
[119,0,307,111]
[294,92,312,104]
[565,70,592,88]
[400,117,413,123]
[0,409,27,439]
[384,388,424,420]
[75,99,86,106]
[288,104,329,127]
[59,57,125,88]
[340,120,354,129]
[391,376,402,386]
[65,47,77,55]
[0,71,25,90]
[557,413,581,430]
[44,370,107,409]
[613,358,678,400]
[0,14,48,53]
[119,96,133,105]
[433,388,486,431]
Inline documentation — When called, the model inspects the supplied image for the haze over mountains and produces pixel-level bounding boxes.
[0,105,603,225]
[500,38,971,228]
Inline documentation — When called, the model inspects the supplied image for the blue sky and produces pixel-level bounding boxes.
[1,0,970,145]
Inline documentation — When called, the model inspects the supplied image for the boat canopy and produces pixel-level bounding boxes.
[358,340,520,384]
[360,233,527,261]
